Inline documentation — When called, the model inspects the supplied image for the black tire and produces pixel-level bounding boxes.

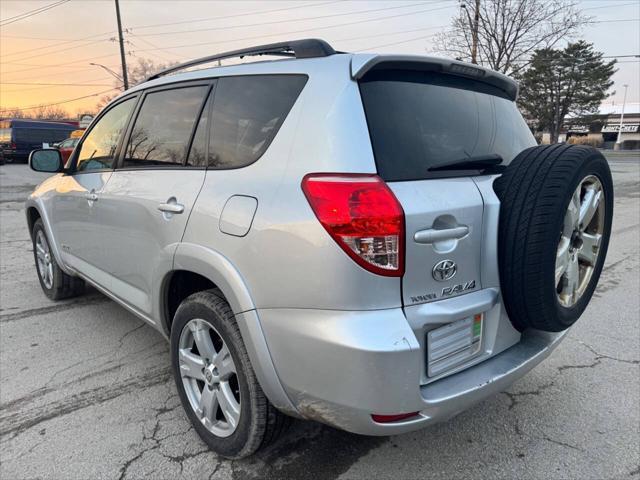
[32,218,85,300]
[170,290,290,459]
[494,144,613,332]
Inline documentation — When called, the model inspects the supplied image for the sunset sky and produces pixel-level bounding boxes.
[1,0,639,117]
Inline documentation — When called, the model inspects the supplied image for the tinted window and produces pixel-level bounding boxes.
[359,70,536,181]
[0,128,10,143]
[123,86,207,168]
[186,93,211,167]
[76,98,135,172]
[208,75,307,169]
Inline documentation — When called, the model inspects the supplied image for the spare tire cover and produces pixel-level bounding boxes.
[494,144,613,332]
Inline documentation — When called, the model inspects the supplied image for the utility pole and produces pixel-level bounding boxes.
[615,84,629,150]
[462,0,481,64]
[114,0,129,90]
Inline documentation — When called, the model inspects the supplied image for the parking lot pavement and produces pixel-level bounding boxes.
[0,154,638,480]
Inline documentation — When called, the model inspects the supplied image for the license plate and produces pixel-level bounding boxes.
[427,314,483,377]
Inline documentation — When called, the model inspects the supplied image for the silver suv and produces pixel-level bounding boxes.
[27,39,613,459]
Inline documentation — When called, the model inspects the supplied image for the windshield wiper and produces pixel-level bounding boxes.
[428,154,504,172]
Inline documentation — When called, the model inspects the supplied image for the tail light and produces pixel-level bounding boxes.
[301,173,404,277]
[10,142,16,150]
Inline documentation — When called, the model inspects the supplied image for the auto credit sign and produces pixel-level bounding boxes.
[601,124,640,133]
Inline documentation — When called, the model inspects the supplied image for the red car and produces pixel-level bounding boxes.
[55,137,80,163]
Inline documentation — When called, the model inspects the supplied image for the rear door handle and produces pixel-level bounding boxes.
[414,225,469,244]
[158,198,185,214]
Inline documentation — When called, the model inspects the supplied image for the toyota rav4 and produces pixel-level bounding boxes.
[26,39,613,459]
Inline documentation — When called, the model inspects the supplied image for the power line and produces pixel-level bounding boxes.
[1,52,120,76]
[3,2,453,76]
[0,0,71,27]
[129,19,448,58]
[1,79,115,94]
[128,0,341,31]
[0,30,115,59]
[133,1,451,38]
[355,32,441,52]
[8,38,114,63]
[582,1,640,10]
[0,88,119,112]
[1,80,114,86]
[589,18,640,23]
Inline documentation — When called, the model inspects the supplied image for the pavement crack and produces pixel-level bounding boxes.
[541,434,584,452]
[0,295,109,324]
[502,382,555,410]
[0,366,171,439]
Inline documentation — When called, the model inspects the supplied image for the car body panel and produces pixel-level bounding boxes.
[95,169,206,318]
[25,50,568,435]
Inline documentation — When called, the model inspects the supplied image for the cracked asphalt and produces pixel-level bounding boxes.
[1,153,639,480]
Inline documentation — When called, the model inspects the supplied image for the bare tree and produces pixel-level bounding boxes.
[0,107,28,119]
[31,105,70,120]
[96,57,178,110]
[434,0,589,76]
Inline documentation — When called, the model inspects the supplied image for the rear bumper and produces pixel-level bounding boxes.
[257,297,567,435]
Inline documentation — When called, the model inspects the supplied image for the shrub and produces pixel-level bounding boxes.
[567,136,603,147]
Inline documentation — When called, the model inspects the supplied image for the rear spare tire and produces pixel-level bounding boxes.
[494,144,613,332]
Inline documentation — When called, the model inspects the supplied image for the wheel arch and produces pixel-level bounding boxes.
[24,200,71,274]
[163,244,299,416]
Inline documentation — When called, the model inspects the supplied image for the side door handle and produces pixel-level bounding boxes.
[158,197,185,215]
[414,225,469,244]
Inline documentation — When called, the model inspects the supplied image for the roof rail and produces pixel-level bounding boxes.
[146,38,336,81]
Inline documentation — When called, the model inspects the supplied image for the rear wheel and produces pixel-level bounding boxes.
[170,290,289,458]
[32,219,85,300]
[494,144,613,332]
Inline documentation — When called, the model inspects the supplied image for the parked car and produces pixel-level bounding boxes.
[54,137,80,163]
[26,40,613,459]
[0,119,76,163]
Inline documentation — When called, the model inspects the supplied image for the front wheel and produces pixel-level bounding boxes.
[170,290,289,459]
[32,219,85,300]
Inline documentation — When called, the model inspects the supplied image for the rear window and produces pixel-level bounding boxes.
[359,70,535,181]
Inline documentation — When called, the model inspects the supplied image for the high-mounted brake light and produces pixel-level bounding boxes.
[301,173,405,277]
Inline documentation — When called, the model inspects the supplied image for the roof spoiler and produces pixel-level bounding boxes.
[146,39,336,81]
[351,54,519,101]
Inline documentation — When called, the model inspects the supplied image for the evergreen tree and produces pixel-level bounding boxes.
[517,41,616,143]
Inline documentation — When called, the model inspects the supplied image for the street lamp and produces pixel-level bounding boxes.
[89,62,123,85]
[615,84,629,150]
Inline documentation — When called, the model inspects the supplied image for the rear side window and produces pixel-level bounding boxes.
[359,70,535,181]
[123,86,208,168]
[207,75,307,169]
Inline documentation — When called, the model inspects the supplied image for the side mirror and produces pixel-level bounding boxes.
[29,149,64,173]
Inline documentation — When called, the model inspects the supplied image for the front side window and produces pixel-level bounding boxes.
[76,98,135,172]
[207,75,307,169]
[123,86,208,168]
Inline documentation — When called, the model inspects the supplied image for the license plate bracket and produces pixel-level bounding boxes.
[427,314,483,377]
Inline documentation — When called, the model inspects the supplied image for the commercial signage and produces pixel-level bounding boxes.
[567,125,589,133]
[601,124,640,133]
[79,114,94,129]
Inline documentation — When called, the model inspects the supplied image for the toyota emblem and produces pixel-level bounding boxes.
[432,259,457,282]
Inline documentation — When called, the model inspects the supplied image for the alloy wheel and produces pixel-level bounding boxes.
[555,175,605,307]
[35,229,54,289]
[178,318,241,437]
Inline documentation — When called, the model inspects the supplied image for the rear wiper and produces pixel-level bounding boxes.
[428,154,504,172]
